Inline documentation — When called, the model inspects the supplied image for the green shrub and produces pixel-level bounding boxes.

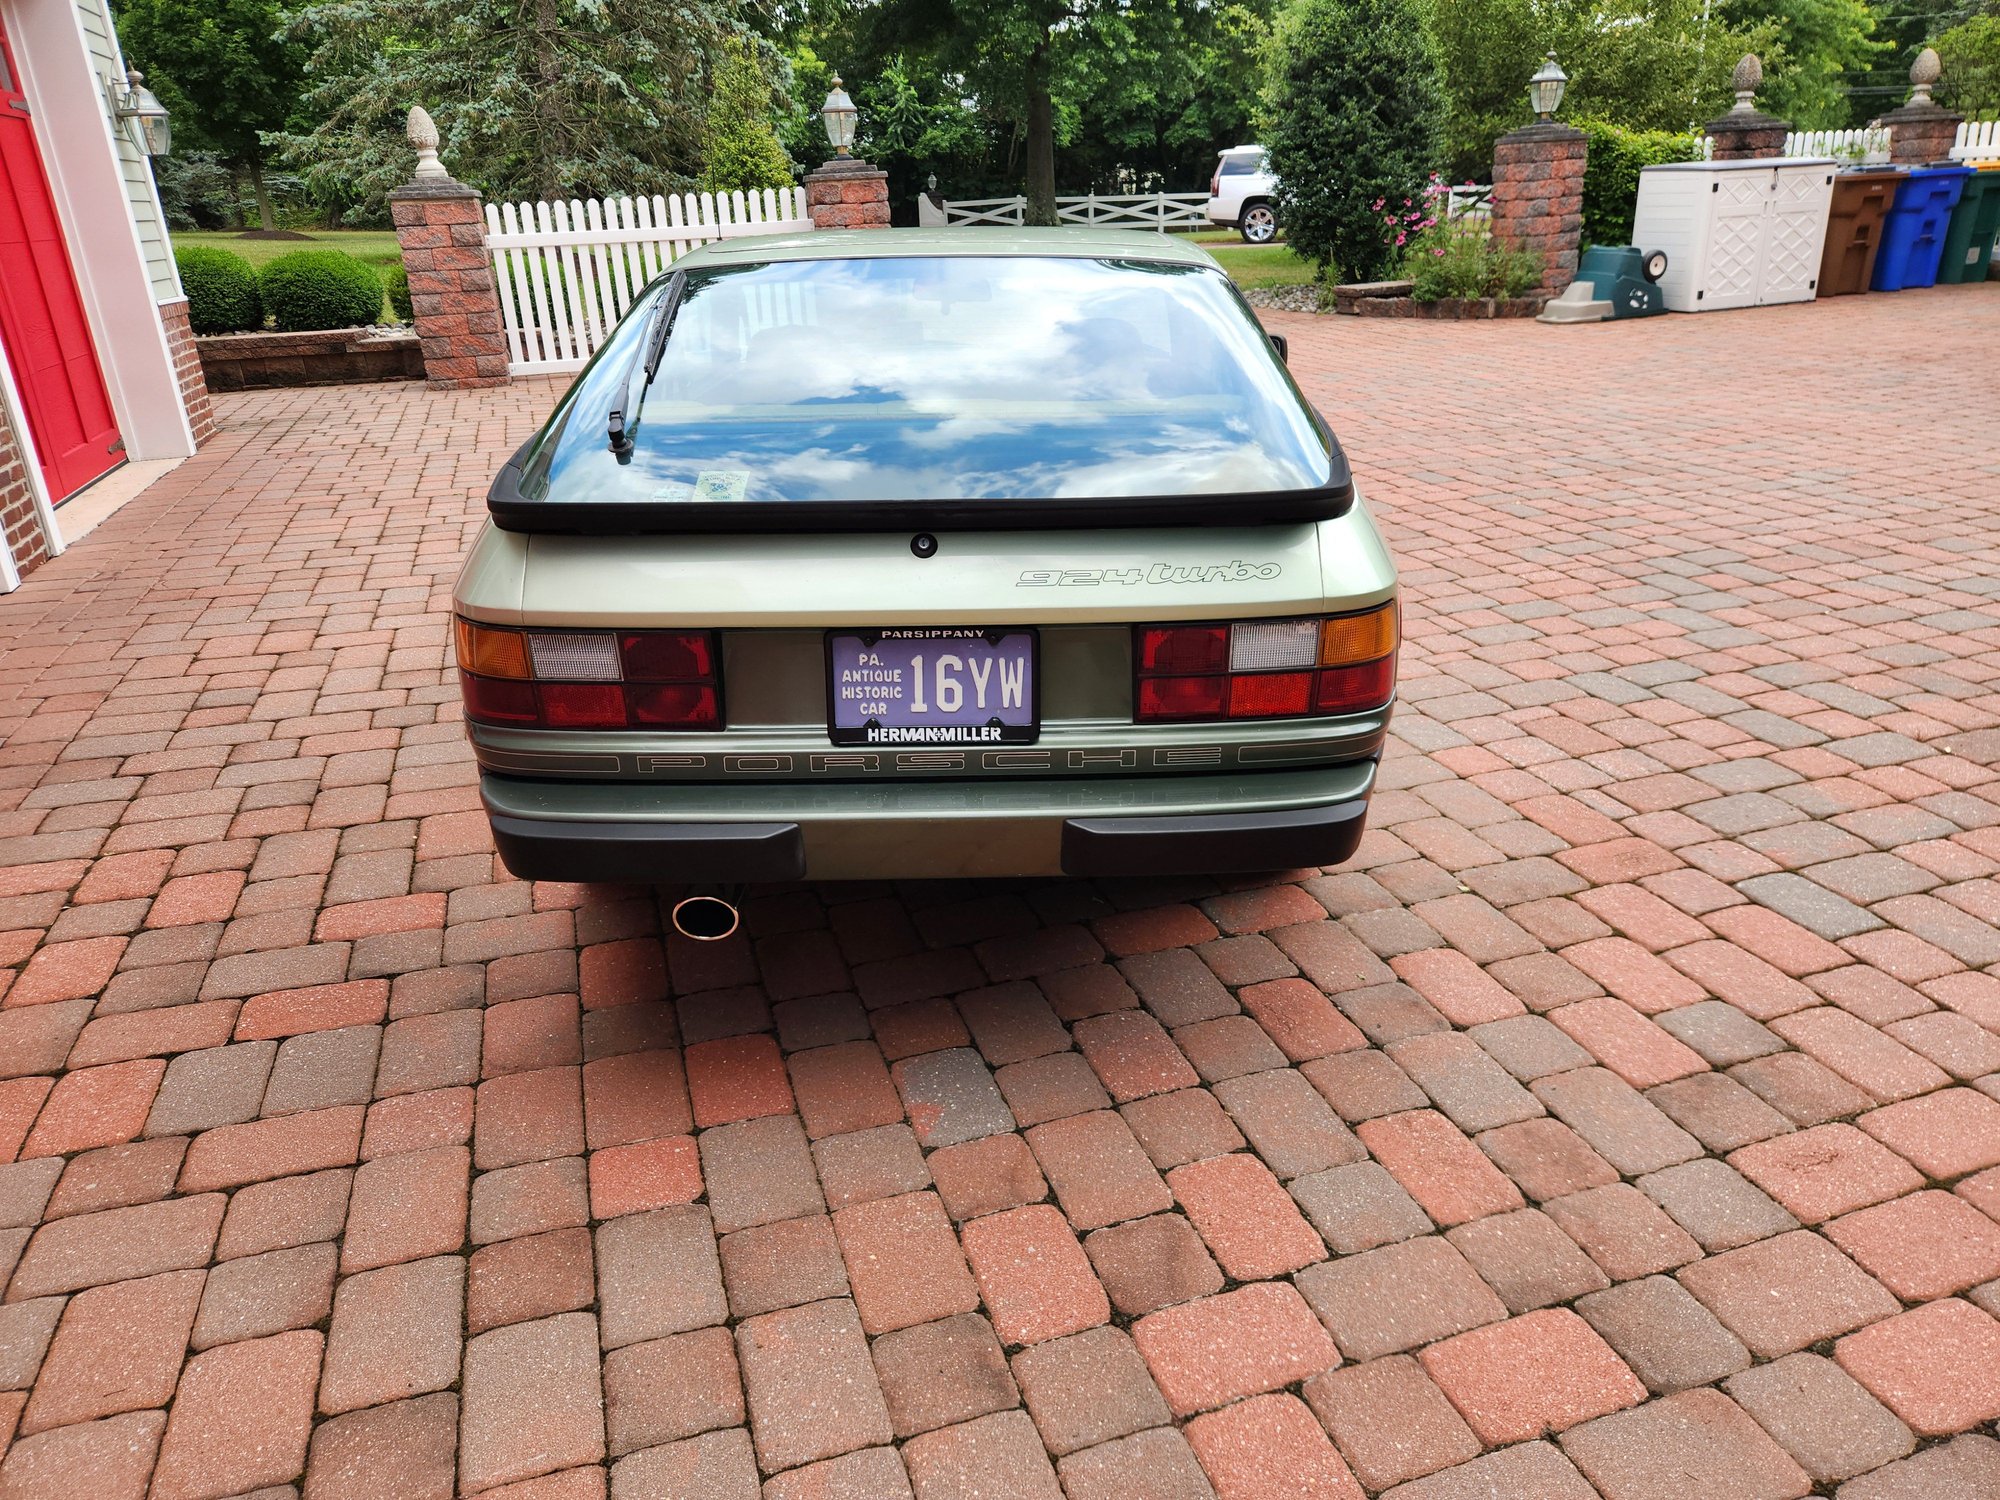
[258,250,383,331]
[1265,0,1446,282]
[175,245,263,334]
[383,261,413,322]
[1402,221,1542,301]
[1577,118,1704,248]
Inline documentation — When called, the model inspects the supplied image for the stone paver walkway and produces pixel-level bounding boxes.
[1,287,1999,1500]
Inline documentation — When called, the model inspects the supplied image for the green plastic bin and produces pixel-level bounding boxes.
[1938,163,2000,285]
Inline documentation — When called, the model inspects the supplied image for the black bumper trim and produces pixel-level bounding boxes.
[487,813,806,884]
[1062,797,1368,877]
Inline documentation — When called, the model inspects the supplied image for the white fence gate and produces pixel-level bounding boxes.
[483,187,813,375]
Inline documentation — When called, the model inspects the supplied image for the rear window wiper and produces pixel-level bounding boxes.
[608,272,686,461]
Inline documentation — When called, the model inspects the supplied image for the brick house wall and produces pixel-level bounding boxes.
[0,419,48,577]
[159,298,217,447]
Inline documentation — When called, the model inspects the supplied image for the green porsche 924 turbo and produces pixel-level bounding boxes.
[452,227,1399,914]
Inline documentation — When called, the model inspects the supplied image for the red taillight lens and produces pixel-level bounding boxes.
[1132,607,1396,724]
[1138,675,1228,721]
[539,682,628,728]
[629,683,720,729]
[459,672,538,724]
[1315,658,1397,714]
[621,631,712,681]
[1229,671,1313,718]
[458,620,721,730]
[1138,626,1229,676]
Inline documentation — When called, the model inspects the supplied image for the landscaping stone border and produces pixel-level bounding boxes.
[195,327,424,391]
[1342,295,1547,320]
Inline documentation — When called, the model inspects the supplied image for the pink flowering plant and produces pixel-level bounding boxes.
[1400,179,1541,302]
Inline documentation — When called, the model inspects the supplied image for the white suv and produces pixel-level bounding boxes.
[1206,146,1279,244]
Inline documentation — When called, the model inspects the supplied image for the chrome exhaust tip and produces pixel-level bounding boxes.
[671,894,740,942]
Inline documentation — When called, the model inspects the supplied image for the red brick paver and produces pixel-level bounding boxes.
[2,295,1998,1496]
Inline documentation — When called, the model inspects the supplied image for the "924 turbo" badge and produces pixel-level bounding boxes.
[1016,561,1282,587]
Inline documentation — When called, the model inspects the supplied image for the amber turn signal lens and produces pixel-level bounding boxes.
[1319,604,1398,666]
[455,618,530,679]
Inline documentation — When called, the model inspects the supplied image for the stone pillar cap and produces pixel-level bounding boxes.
[806,155,885,179]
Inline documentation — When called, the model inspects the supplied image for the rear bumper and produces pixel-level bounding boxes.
[481,761,1376,882]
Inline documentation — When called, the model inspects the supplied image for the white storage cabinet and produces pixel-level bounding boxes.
[1631,158,1837,312]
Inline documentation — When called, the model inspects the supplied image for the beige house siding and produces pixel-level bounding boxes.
[73,0,180,302]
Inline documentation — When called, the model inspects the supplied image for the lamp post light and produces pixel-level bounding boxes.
[821,76,858,158]
[1528,53,1568,123]
[112,69,171,156]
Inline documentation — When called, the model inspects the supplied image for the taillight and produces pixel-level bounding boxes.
[456,619,721,730]
[1134,603,1397,724]
[1210,170,1221,196]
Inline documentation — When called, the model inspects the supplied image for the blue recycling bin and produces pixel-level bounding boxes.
[1872,164,1974,290]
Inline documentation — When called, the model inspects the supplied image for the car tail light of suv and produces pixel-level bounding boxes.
[1134,603,1397,723]
[456,619,720,730]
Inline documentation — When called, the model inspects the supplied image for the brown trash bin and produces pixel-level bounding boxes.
[1818,167,1907,297]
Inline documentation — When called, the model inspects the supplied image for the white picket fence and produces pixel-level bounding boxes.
[483,188,813,375]
[1786,127,1891,162]
[1695,119,2000,163]
[939,192,1211,228]
[1954,118,2000,160]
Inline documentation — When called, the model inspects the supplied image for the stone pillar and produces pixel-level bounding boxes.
[1876,48,1963,166]
[1491,122,1587,296]
[1706,55,1789,160]
[387,107,509,390]
[805,156,891,230]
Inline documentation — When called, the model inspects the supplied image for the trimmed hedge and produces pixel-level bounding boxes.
[176,246,263,334]
[258,250,384,332]
[383,261,413,323]
[1577,118,1705,248]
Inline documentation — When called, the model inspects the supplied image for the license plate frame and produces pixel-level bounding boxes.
[826,627,1040,747]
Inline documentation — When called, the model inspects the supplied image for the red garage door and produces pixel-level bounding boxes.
[0,14,122,501]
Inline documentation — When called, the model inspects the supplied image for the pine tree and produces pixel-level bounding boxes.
[1264,0,1445,281]
[277,0,753,220]
[701,39,796,193]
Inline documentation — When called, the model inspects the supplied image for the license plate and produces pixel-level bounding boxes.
[828,628,1038,746]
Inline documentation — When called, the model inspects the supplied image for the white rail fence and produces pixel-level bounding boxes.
[937,186,1493,230]
[483,187,812,375]
[936,192,1210,228]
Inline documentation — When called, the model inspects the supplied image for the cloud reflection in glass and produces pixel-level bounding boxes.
[529,255,1333,507]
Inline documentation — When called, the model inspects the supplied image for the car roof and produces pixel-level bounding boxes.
[670,225,1222,273]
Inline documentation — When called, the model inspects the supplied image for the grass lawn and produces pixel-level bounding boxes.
[171,228,404,270]
[1204,242,1316,290]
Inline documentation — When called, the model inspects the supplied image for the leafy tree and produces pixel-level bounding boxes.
[1264,0,1444,281]
[1934,13,2000,115]
[112,0,305,229]
[1060,0,1272,190]
[848,0,1196,224]
[1726,0,1886,126]
[276,0,750,221]
[702,39,797,192]
[1427,0,1770,180]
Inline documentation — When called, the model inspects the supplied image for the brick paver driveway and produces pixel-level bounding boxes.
[2,288,1999,1500]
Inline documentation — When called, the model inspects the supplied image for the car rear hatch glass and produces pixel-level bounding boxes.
[489,254,1350,533]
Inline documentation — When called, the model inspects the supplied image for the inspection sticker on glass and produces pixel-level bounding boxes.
[694,471,749,503]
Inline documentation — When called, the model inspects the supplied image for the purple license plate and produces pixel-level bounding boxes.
[828,628,1038,746]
